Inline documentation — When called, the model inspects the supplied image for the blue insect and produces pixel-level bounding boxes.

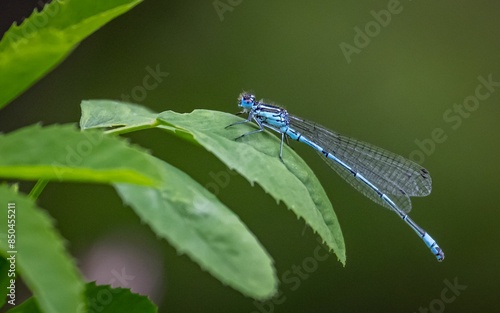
[226,93,444,261]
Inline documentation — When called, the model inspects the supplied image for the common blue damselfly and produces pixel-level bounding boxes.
[226,93,444,261]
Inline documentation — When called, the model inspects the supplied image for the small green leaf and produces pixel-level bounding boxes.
[0,124,162,186]
[0,0,142,108]
[80,100,159,131]
[0,185,85,313]
[7,282,157,313]
[115,157,277,299]
[80,99,190,140]
[84,283,157,313]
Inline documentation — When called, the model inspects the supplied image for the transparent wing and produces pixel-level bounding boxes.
[289,115,432,213]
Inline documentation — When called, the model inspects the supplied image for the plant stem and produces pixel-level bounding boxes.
[104,121,160,135]
[29,179,49,200]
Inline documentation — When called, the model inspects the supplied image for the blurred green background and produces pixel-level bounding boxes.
[1,0,500,312]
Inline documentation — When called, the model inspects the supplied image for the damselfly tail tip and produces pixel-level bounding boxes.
[423,233,444,262]
[435,247,445,262]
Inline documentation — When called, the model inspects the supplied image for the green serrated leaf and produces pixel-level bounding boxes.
[80,99,190,141]
[158,110,345,264]
[0,185,85,313]
[0,124,162,186]
[0,0,142,108]
[115,156,277,299]
[7,282,157,313]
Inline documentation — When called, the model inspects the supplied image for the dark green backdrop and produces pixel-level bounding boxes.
[1,1,499,312]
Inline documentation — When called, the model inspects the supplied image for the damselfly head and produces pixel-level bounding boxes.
[238,93,256,110]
